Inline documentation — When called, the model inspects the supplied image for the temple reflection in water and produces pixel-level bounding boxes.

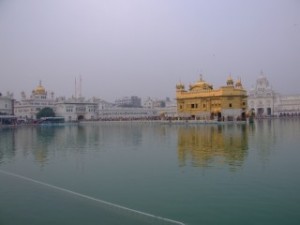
[2,123,249,170]
[177,124,248,169]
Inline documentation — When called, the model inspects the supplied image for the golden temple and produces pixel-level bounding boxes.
[176,75,247,121]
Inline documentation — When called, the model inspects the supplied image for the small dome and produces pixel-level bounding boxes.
[176,82,185,90]
[34,81,46,94]
[235,77,243,89]
[226,75,234,86]
[256,75,269,88]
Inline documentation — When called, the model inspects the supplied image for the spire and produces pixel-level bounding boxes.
[176,81,185,90]
[79,74,82,98]
[199,74,203,82]
[235,76,243,89]
[75,77,77,99]
[227,74,234,86]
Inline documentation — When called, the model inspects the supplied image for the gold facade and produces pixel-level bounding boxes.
[176,76,247,120]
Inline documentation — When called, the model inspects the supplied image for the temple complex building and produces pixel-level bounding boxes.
[275,95,300,116]
[115,96,142,108]
[14,81,56,120]
[10,75,300,122]
[0,92,14,115]
[248,74,300,117]
[176,75,247,121]
[55,97,97,121]
[0,92,15,125]
[98,106,158,120]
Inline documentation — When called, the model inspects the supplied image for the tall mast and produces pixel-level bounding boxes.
[79,75,82,98]
[75,77,77,99]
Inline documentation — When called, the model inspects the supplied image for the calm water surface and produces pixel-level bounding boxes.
[0,119,300,225]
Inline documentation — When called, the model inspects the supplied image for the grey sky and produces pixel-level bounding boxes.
[1,0,299,102]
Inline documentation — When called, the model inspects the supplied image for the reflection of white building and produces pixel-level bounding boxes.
[248,74,300,117]
[0,92,14,115]
[14,81,56,119]
[55,97,97,121]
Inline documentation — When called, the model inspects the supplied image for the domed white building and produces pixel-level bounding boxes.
[14,81,56,120]
[248,74,277,116]
[248,73,300,117]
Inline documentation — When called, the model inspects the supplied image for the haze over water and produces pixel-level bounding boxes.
[1,119,300,225]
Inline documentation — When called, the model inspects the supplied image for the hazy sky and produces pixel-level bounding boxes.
[1,0,299,102]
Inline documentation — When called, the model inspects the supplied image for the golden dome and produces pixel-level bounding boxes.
[189,75,213,91]
[226,75,234,86]
[176,82,185,90]
[235,77,243,89]
[34,81,46,94]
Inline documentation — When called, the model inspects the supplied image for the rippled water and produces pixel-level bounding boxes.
[1,119,300,225]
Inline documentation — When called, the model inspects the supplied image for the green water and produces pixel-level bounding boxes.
[0,119,300,225]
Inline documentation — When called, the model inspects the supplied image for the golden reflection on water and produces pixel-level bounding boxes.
[2,123,250,169]
[177,124,248,169]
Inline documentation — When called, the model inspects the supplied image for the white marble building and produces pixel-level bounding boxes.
[143,97,155,108]
[159,98,177,118]
[248,74,277,116]
[0,92,14,115]
[14,81,56,120]
[55,97,97,121]
[248,74,300,117]
[98,106,158,120]
[274,95,300,116]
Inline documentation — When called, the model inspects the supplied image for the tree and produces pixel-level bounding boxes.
[36,107,55,119]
